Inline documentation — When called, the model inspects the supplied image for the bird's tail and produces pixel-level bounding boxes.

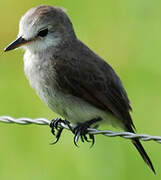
[126,126,155,174]
[132,138,155,174]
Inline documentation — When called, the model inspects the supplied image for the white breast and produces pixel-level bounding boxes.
[23,50,64,115]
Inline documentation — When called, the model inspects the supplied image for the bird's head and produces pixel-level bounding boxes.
[4,5,76,53]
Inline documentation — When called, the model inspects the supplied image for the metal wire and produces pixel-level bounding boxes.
[0,115,160,143]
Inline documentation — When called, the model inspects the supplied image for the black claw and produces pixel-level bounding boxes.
[50,138,59,145]
[80,135,85,142]
[50,118,72,145]
[50,117,101,146]
[83,134,91,143]
[50,127,63,145]
[51,127,55,136]
[74,132,80,147]
[83,134,88,142]
[89,134,95,148]
[72,118,102,147]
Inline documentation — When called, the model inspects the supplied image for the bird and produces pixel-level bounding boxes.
[4,5,155,173]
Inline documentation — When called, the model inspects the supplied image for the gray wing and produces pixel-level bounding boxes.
[52,42,156,171]
[52,42,134,129]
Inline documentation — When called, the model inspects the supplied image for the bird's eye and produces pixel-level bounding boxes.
[37,28,48,37]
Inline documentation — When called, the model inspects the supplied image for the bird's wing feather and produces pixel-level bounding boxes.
[51,41,155,172]
[52,53,134,129]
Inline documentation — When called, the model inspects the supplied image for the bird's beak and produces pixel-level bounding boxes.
[4,37,29,52]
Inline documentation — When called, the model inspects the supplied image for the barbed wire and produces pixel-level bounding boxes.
[0,115,160,143]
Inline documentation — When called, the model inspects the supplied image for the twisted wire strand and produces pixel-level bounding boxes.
[0,115,160,143]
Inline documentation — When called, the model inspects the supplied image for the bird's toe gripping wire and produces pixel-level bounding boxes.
[73,118,102,147]
[50,117,101,147]
[50,118,72,144]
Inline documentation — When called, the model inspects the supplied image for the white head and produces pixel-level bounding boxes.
[5,5,76,53]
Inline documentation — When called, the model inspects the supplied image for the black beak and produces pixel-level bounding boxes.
[4,37,28,52]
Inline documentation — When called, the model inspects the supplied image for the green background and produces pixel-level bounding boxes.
[0,0,160,179]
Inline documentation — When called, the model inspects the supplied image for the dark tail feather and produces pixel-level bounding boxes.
[126,125,155,174]
[132,139,156,174]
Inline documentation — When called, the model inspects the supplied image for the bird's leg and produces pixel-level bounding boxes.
[73,117,102,147]
[50,118,72,144]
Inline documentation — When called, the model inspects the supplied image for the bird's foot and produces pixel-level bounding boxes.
[50,118,72,144]
[73,117,101,147]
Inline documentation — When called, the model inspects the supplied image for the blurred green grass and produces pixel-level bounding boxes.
[0,0,161,179]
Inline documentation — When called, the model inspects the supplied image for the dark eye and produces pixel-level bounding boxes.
[37,28,48,37]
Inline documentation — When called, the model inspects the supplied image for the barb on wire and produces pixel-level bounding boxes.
[0,115,160,144]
